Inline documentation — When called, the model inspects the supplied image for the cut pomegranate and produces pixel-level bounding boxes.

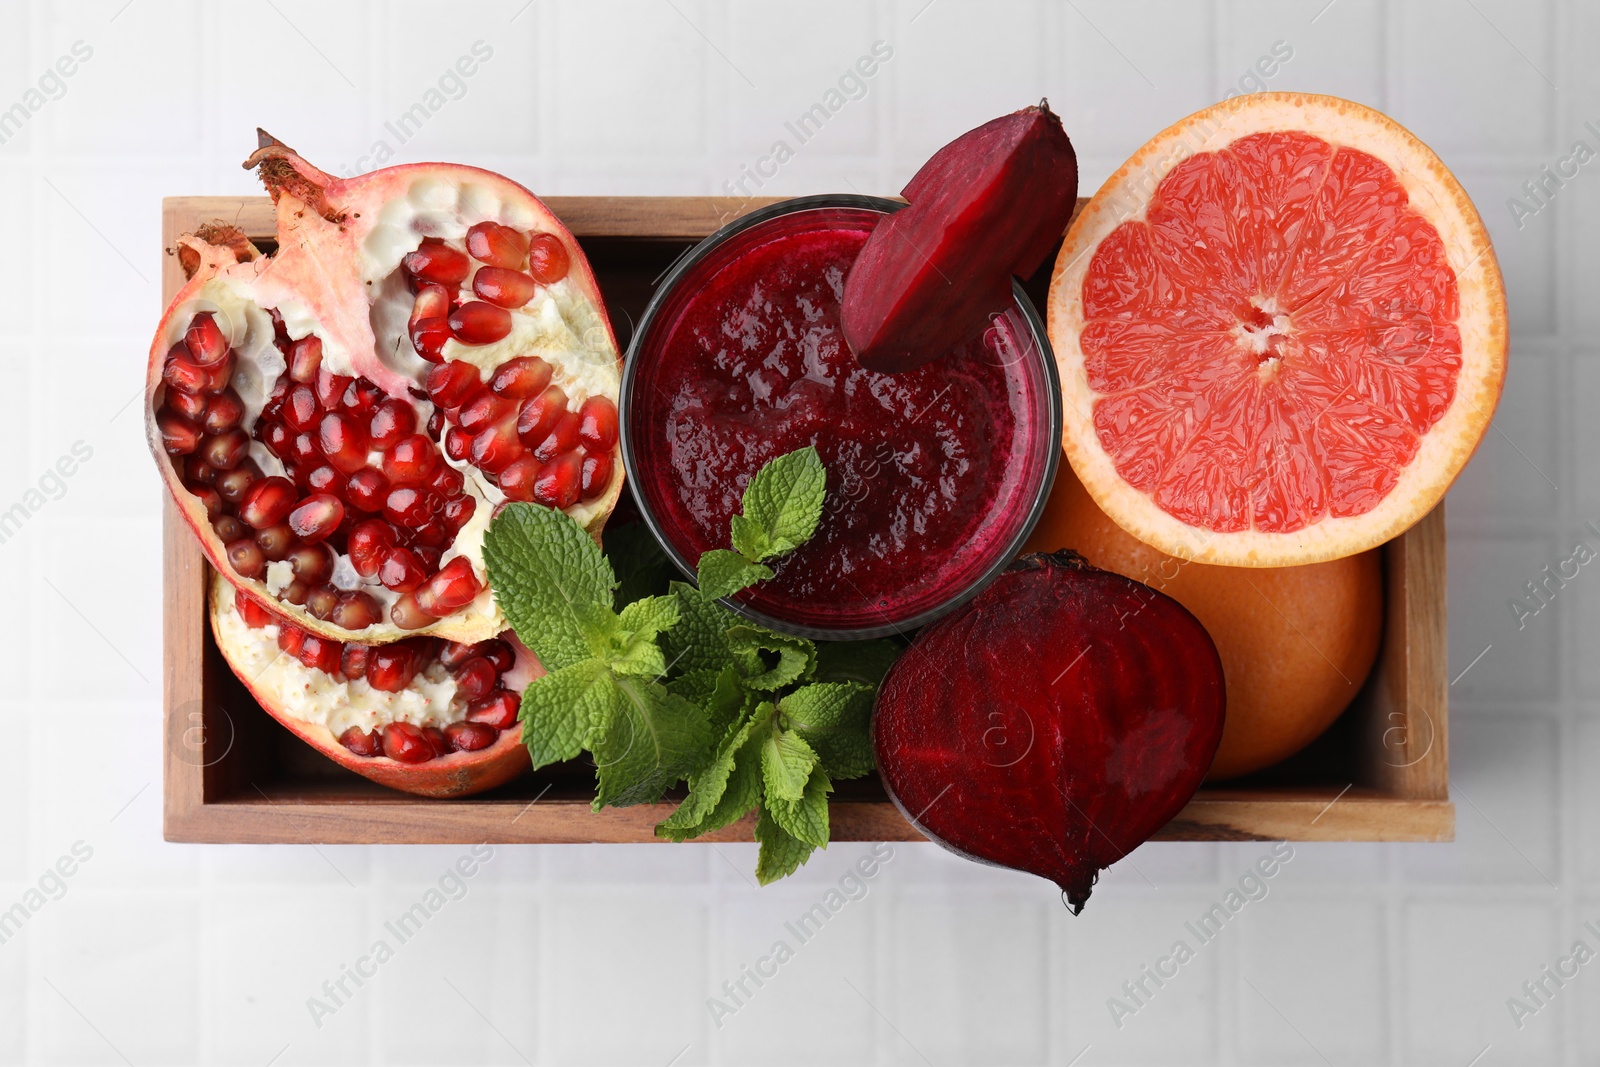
[873,552,1224,911]
[149,132,624,646]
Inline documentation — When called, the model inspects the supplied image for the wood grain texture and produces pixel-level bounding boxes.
[161,194,1454,845]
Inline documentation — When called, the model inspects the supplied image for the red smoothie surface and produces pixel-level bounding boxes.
[629,206,1046,631]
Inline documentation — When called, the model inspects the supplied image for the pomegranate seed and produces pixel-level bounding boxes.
[214,514,248,543]
[200,428,251,471]
[255,522,296,561]
[202,390,244,434]
[412,518,449,547]
[305,464,344,496]
[290,432,322,468]
[442,495,476,532]
[470,419,523,474]
[342,378,383,414]
[466,688,521,730]
[577,396,619,452]
[497,455,540,502]
[331,591,384,631]
[422,726,452,759]
[411,282,451,325]
[348,520,398,577]
[215,465,258,506]
[185,312,230,366]
[226,537,266,578]
[339,726,381,757]
[283,580,310,606]
[260,421,293,460]
[184,456,218,487]
[298,635,343,674]
[288,543,334,585]
[402,238,470,287]
[527,233,570,284]
[318,412,369,474]
[239,477,297,529]
[284,384,321,431]
[269,308,291,346]
[193,486,223,520]
[201,355,234,395]
[444,721,498,752]
[427,409,445,439]
[287,493,344,542]
[490,356,552,399]
[471,639,516,672]
[382,722,434,763]
[439,641,476,670]
[277,624,308,658]
[390,592,433,630]
[412,543,444,571]
[340,644,370,680]
[443,427,472,462]
[472,267,537,309]
[157,411,201,455]
[288,335,323,383]
[516,385,568,446]
[383,434,440,486]
[415,557,482,617]
[427,361,480,408]
[410,317,452,363]
[466,221,528,269]
[369,400,416,448]
[235,589,274,628]
[457,392,509,436]
[368,645,419,691]
[423,466,459,499]
[581,452,614,501]
[316,370,352,410]
[345,468,388,512]
[532,412,581,463]
[163,347,209,394]
[384,486,443,527]
[305,584,341,619]
[379,546,428,592]
[453,657,497,702]
[170,389,209,423]
[448,301,513,345]
[534,451,582,509]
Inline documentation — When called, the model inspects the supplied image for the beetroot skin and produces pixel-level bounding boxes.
[841,101,1078,373]
[872,551,1225,911]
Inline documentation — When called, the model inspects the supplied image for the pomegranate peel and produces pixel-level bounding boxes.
[841,100,1078,373]
[872,551,1225,912]
[149,132,625,646]
[209,578,536,798]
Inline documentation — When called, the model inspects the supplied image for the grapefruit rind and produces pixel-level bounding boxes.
[1049,92,1507,567]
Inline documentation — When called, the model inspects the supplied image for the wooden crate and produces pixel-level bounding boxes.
[161,195,1453,845]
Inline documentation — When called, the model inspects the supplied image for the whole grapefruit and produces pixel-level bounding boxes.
[1024,461,1382,780]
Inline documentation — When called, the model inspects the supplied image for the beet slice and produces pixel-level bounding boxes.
[872,551,1225,912]
[841,101,1078,373]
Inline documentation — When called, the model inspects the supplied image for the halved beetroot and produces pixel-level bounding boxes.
[150,133,624,647]
[841,101,1078,373]
[209,576,535,798]
[872,551,1225,911]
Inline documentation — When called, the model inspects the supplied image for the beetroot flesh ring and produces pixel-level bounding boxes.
[872,551,1225,912]
[841,100,1078,373]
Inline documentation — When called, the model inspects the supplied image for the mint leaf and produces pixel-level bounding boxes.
[605,522,675,610]
[814,639,903,688]
[781,682,876,779]
[727,625,816,691]
[768,766,831,848]
[760,719,818,804]
[618,595,680,642]
[662,582,740,675]
[735,446,826,562]
[755,804,817,884]
[655,707,758,841]
[593,676,712,808]
[519,660,617,769]
[697,549,773,601]
[484,504,615,671]
[669,705,771,840]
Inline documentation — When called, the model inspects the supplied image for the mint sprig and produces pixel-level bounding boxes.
[485,445,902,884]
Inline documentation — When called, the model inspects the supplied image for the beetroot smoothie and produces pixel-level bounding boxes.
[624,200,1056,634]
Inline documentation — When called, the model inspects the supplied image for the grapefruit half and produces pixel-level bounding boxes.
[1049,93,1506,566]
